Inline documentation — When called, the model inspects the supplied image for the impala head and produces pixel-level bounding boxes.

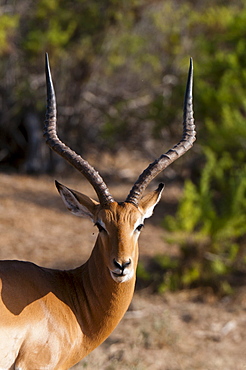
[44,53,196,284]
[55,180,164,283]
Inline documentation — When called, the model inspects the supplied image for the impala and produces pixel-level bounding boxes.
[0,54,195,369]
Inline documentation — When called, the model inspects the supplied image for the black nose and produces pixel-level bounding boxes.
[113,259,131,271]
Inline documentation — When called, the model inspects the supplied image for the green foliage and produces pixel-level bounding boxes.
[22,0,132,58]
[0,0,146,169]
[162,151,245,292]
[0,13,19,55]
[166,148,246,240]
[158,1,246,294]
[136,261,151,282]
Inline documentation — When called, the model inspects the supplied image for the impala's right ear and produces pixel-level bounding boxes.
[55,181,99,221]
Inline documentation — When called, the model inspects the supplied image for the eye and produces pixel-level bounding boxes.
[95,222,106,233]
[135,224,144,232]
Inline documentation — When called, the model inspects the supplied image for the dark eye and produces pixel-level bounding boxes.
[95,222,106,233]
[136,224,144,232]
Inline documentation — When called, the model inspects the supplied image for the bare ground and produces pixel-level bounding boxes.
[0,172,245,370]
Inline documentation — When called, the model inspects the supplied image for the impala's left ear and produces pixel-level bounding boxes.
[139,183,165,219]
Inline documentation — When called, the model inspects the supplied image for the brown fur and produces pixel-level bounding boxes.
[0,185,163,369]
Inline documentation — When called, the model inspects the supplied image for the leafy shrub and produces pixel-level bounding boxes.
[156,2,246,294]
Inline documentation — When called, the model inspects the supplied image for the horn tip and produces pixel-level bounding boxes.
[45,52,49,67]
[157,183,165,192]
[55,180,61,190]
[185,57,193,102]
[189,57,193,76]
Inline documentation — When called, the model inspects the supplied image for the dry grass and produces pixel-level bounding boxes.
[0,173,246,370]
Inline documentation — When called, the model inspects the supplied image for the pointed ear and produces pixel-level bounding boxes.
[138,183,164,219]
[55,181,99,221]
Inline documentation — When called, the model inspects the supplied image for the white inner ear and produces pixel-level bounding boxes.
[59,187,94,220]
[143,191,163,219]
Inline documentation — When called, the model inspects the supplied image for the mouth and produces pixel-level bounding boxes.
[112,271,124,277]
[109,269,134,283]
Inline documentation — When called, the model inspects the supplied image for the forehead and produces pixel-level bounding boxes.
[97,202,142,224]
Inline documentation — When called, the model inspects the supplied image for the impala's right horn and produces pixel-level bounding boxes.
[125,58,196,206]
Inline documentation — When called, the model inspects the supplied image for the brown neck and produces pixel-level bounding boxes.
[68,237,137,354]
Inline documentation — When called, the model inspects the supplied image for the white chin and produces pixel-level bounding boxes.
[110,270,134,283]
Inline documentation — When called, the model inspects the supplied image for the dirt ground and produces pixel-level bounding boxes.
[0,172,245,370]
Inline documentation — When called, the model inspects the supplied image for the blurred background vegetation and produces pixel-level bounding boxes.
[0,0,245,295]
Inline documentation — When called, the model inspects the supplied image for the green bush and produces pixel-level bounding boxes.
[157,2,246,294]
[0,14,19,55]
